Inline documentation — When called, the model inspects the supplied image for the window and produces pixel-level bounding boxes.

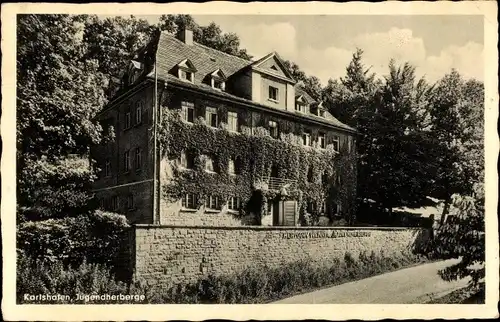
[295,102,306,113]
[204,155,215,173]
[269,121,279,138]
[302,131,311,146]
[180,69,194,83]
[181,193,197,209]
[127,195,134,210]
[104,159,111,177]
[268,86,279,102]
[179,151,195,169]
[212,79,225,90]
[319,133,326,149]
[228,159,236,175]
[99,199,104,209]
[135,148,142,170]
[228,196,241,211]
[332,136,340,152]
[125,111,131,129]
[181,101,195,123]
[135,101,143,125]
[205,195,220,210]
[206,107,218,128]
[319,200,326,214]
[227,111,238,132]
[307,167,314,183]
[111,196,118,211]
[124,150,130,172]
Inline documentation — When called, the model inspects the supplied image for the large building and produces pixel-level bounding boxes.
[91,28,357,227]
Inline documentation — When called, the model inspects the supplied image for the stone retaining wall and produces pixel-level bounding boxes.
[129,225,430,286]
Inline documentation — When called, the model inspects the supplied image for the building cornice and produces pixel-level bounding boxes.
[94,80,157,119]
[158,78,358,135]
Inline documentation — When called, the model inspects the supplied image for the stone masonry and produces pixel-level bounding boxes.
[130,225,430,286]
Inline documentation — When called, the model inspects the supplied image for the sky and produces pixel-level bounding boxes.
[135,14,484,85]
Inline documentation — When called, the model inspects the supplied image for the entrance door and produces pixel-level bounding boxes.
[283,200,297,226]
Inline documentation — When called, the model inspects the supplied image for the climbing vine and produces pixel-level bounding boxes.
[159,105,357,226]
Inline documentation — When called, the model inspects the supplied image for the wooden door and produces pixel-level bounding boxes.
[283,200,296,226]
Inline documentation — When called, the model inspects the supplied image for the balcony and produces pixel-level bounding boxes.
[255,176,298,192]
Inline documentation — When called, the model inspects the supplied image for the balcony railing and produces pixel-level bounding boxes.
[257,176,297,191]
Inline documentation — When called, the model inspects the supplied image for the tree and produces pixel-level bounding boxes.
[427,70,484,221]
[365,60,434,212]
[426,194,485,286]
[282,60,322,100]
[17,14,107,220]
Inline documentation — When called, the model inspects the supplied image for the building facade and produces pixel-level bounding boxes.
[91,28,358,227]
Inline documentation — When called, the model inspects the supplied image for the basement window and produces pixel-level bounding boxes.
[205,195,220,210]
[182,194,197,209]
[228,196,241,211]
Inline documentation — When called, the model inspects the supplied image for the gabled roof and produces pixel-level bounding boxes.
[177,58,197,72]
[209,68,227,80]
[250,51,296,83]
[295,86,315,104]
[144,31,356,133]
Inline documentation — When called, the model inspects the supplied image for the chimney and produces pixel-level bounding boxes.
[178,28,193,45]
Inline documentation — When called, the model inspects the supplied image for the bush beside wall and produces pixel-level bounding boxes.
[18,249,426,304]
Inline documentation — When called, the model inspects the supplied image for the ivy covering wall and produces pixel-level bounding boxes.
[158,95,357,226]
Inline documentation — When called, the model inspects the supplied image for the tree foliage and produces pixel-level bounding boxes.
[17,14,107,220]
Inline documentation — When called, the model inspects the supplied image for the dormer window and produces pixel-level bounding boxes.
[295,96,308,113]
[177,59,197,83]
[180,70,194,82]
[128,60,143,85]
[207,69,226,91]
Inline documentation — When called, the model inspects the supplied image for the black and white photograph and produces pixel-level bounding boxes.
[1,1,498,320]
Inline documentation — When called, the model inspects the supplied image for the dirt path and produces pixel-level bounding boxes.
[272,259,470,304]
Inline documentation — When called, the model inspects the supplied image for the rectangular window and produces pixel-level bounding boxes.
[206,107,218,128]
[268,86,279,101]
[228,196,241,211]
[135,148,142,170]
[295,102,306,113]
[227,111,238,132]
[125,111,131,129]
[205,195,220,210]
[302,131,311,146]
[332,136,340,152]
[204,155,215,173]
[135,101,143,125]
[181,194,197,209]
[124,150,130,172]
[180,70,194,83]
[319,200,326,214]
[269,120,279,138]
[112,196,118,211]
[319,133,326,149]
[213,79,225,90]
[104,159,111,177]
[181,101,195,123]
[179,151,194,169]
[127,195,134,210]
[228,159,235,175]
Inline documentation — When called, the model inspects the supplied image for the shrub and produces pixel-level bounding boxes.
[18,249,426,304]
[17,210,130,269]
